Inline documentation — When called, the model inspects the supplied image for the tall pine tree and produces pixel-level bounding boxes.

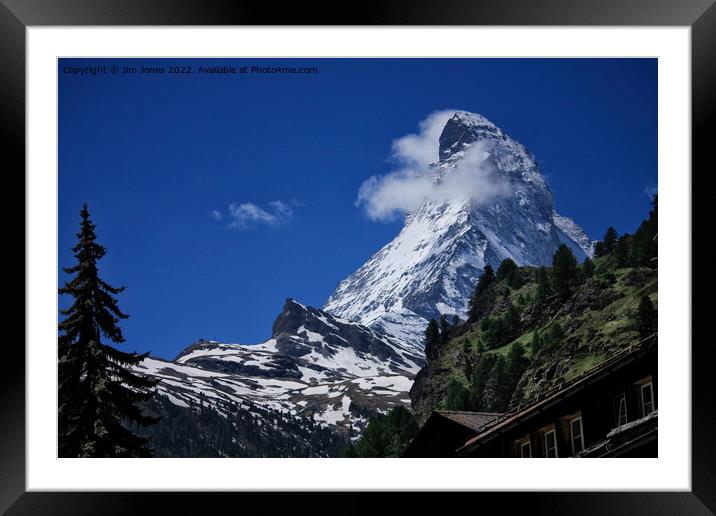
[551,244,578,299]
[535,266,552,304]
[424,318,441,360]
[636,295,658,339]
[468,264,495,321]
[602,227,619,255]
[58,204,159,457]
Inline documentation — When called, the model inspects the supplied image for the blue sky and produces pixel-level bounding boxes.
[59,58,657,359]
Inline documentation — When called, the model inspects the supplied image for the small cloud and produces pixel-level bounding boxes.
[211,200,296,230]
[391,109,458,169]
[644,183,658,199]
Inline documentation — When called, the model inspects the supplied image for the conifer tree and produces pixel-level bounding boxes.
[496,258,518,281]
[445,378,471,411]
[548,322,565,346]
[593,241,606,258]
[58,204,158,457]
[535,266,552,304]
[424,318,441,360]
[530,331,542,355]
[636,295,658,339]
[551,244,578,298]
[440,314,450,343]
[485,356,511,412]
[581,257,595,278]
[602,227,619,255]
[507,342,529,392]
[468,264,495,321]
[631,195,658,267]
[615,234,632,268]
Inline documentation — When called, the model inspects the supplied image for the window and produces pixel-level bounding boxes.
[641,382,655,416]
[614,393,628,427]
[544,429,558,458]
[570,417,584,455]
[520,440,532,458]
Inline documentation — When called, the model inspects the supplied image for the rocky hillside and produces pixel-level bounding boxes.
[410,249,657,424]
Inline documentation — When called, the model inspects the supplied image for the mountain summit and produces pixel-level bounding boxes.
[324,111,593,347]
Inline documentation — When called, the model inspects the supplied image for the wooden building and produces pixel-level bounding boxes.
[406,338,657,458]
[403,411,502,457]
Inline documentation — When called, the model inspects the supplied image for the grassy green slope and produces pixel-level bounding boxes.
[409,256,657,423]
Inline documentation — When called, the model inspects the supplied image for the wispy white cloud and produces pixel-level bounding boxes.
[357,110,510,222]
[390,109,458,169]
[644,183,658,199]
[211,200,296,230]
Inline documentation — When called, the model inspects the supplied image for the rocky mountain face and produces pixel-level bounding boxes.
[132,299,424,455]
[325,111,593,347]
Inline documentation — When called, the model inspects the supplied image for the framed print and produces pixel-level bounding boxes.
[2,0,714,513]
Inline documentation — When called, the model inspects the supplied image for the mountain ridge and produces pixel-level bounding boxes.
[133,299,423,454]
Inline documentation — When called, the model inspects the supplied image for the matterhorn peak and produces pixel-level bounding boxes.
[438,111,503,162]
[325,112,594,347]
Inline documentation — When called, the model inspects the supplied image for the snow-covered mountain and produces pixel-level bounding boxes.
[324,111,593,346]
[133,299,424,446]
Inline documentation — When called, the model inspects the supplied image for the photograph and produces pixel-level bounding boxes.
[57,57,659,459]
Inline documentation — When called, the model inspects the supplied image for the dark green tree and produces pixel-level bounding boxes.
[530,330,542,355]
[615,234,632,268]
[58,204,158,458]
[493,256,524,289]
[484,356,511,412]
[468,264,495,320]
[507,342,530,397]
[496,258,518,281]
[341,443,359,457]
[602,227,619,255]
[348,406,418,457]
[535,266,552,304]
[636,295,658,339]
[581,257,595,278]
[469,354,497,411]
[504,303,520,331]
[631,195,658,267]
[547,322,565,347]
[593,241,606,258]
[551,244,578,298]
[445,378,471,411]
[440,314,450,343]
[424,318,441,360]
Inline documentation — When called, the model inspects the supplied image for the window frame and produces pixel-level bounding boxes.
[520,440,532,458]
[641,381,655,416]
[544,428,558,458]
[614,392,628,427]
[570,416,584,455]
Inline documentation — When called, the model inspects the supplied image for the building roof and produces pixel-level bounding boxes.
[457,336,657,454]
[435,411,503,433]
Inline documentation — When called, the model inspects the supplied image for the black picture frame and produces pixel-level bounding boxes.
[2,1,713,513]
